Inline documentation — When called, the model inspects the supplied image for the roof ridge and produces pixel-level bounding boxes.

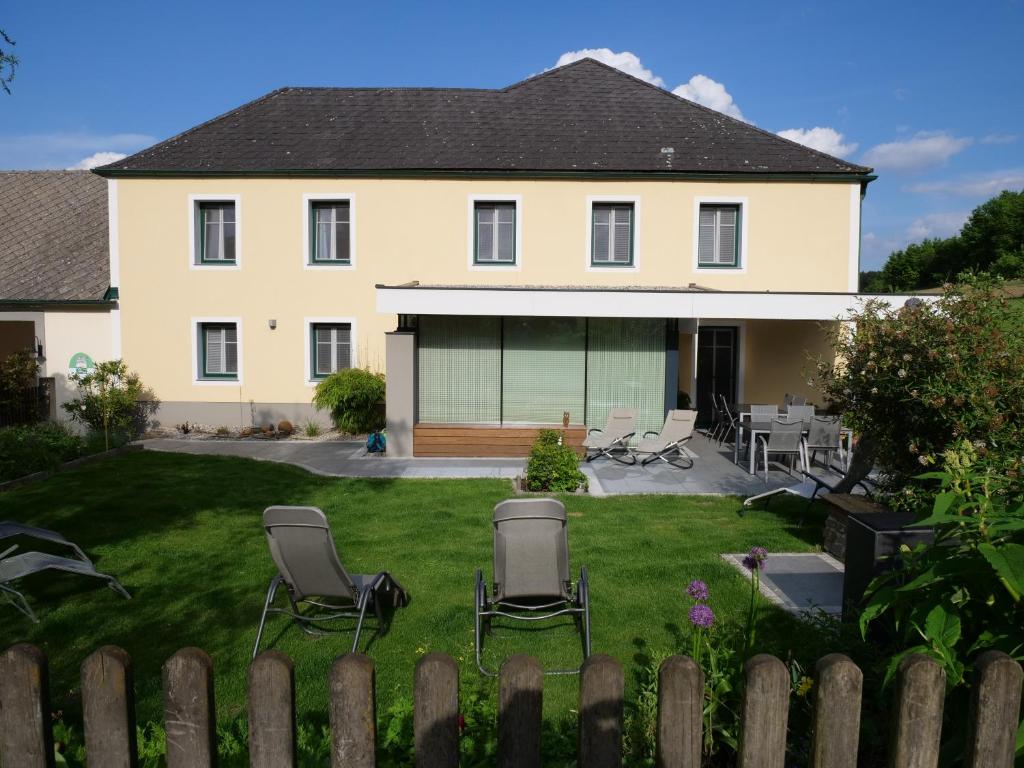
[278,85,498,93]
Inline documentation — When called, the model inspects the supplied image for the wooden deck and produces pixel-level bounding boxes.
[413,423,586,457]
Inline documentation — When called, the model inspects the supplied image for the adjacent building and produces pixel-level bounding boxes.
[94,58,913,454]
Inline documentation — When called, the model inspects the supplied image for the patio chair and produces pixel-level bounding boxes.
[749,404,779,419]
[252,506,409,659]
[754,419,806,482]
[475,498,590,676]
[803,415,843,470]
[0,521,91,564]
[0,545,131,623]
[783,393,794,407]
[705,393,723,441]
[717,394,739,447]
[785,405,816,425]
[583,408,637,464]
[638,410,697,467]
[791,395,807,406]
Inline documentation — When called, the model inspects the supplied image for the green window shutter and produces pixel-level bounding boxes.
[418,316,501,423]
[585,318,666,445]
[501,317,586,424]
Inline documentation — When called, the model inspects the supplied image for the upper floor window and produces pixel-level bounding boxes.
[311,201,351,264]
[474,202,516,265]
[591,203,634,267]
[198,202,236,264]
[697,204,740,268]
[199,322,238,380]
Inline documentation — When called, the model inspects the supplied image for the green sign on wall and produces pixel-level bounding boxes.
[68,352,96,379]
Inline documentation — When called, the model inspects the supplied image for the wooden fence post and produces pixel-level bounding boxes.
[890,654,945,768]
[414,652,459,768]
[809,653,862,768]
[0,644,55,768]
[249,651,296,768]
[738,654,790,768]
[330,653,376,768]
[965,651,1023,768]
[82,645,137,768]
[498,655,543,768]
[579,654,624,768]
[655,655,703,768]
[163,647,216,768]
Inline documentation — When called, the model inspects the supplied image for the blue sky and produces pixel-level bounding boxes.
[2,0,1021,270]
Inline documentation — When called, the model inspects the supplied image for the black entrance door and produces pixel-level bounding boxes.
[696,326,738,427]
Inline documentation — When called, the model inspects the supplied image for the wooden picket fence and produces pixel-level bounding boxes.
[0,644,1021,768]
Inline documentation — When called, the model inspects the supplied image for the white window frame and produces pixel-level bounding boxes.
[188,195,241,270]
[693,196,748,274]
[303,193,357,271]
[191,317,243,385]
[467,194,522,271]
[304,316,358,386]
[585,195,640,273]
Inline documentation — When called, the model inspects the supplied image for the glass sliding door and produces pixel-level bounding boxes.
[502,317,586,424]
[586,318,667,442]
[417,315,501,424]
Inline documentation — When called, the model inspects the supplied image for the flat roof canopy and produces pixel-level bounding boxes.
[376,284,925,321]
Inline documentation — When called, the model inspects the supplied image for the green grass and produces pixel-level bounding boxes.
[0,451,828,726]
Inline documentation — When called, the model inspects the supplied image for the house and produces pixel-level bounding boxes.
[0,171,117,413]
[94,58,914,454]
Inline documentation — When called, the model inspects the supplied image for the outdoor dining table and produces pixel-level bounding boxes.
[732,417,854,475]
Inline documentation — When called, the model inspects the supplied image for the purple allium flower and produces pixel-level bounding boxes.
[688,603,715,629]
[686,579,709,602]
[743,546,768,571]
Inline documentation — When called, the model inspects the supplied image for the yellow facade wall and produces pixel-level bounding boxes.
[742,320,837,405]
[115,177,856,405]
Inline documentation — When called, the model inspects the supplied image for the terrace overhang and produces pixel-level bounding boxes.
[375,283,929,321]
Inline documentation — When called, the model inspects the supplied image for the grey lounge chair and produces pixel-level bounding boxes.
[0,521,91,564]
[0,545,130,622]
[638,410,697,467]
[474,499,591,676]
[253,506,409,659]
[583,408,637,464]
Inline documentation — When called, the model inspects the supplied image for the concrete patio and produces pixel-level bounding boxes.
[141,432,834,496]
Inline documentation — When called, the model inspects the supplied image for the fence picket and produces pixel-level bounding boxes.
[249,650,296,768]
[738,654,790,768]
[965,651,1023,768]
[163,647,216,768]
[414,652,459,768]
[330,653,376,768]
[0,643,54,768]
[82,645,137,768]
[890,654,945,768]
[498,654,543,768]
[655,655,703,768]
[579,654,624,768]
[809,653,862,768]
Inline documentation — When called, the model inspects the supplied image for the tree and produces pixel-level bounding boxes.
[0,28,17,95]
[958,190,1024,276]
[62,360,155,450]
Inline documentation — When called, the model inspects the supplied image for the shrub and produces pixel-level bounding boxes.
[312,368,385,434]
[0,422,85,482]
[62,360,157,450]
[302,420,322,438]
[0,349,41,423]
[524,430,587,492]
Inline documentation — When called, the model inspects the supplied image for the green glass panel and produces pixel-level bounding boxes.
[502,317,585,424]
[585,318,666,444]
[417,315,501,424]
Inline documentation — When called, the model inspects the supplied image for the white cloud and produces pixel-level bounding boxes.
[672,75,745,121]
[554,48,664,87]
[906,169,1024,197]
[776,127,858,158]
[68,151,127,170]
[980,133,1019,145]
[861,131,973,172]
[905,211,969,241]
[0,132,154,170]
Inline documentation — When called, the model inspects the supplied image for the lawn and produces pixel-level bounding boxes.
[0,450,829,730]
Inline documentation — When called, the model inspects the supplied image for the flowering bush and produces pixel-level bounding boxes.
[814,275,1024,506]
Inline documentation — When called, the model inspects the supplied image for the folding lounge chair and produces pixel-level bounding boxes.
[638,410,697,467]
[253,506,409,659]
[0,545,130,622]
[475,499,591,676]
[583,408,637,464]
[742,469,878,523]
[0,521,91,564]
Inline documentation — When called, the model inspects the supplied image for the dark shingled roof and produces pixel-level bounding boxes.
[98,59,871,177]
[0,171,110,302]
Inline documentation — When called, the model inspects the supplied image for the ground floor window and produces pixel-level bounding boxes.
[199,322,238,380]
[311,323,352,379]
[416,315,666,439]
